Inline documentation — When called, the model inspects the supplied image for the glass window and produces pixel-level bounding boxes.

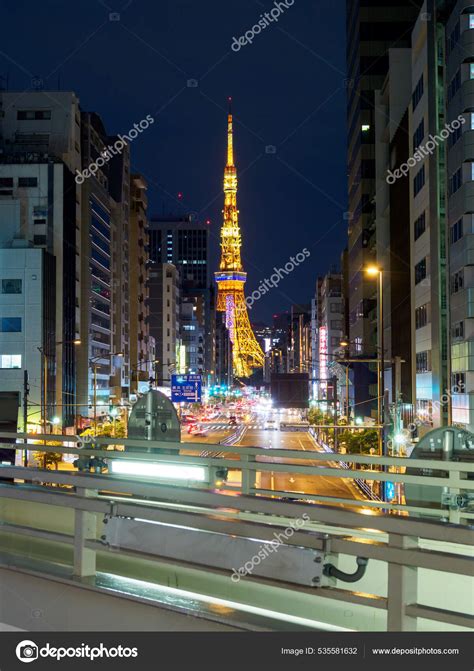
[415,258,427,284]
[17,110,51,120]
[414,166,425,196]
[412,75,424,111]
[453,321,464,339]
[0,318,21,332]
[449,167,462,196]
[470,15,474,29]
[414,212,426,240]
[18,177,37,187]
[451,270,464,293]
[0,354,22,368]
[416,351,431,373]
[450,218,463,244]
[470,63,474,80]
[1,279,22,294]
[415,304,429,329]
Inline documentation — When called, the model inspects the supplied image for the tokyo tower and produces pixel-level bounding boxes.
[214,100,264,378]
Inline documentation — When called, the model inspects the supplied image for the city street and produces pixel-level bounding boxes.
[180,404,362,505]
[237,420,361,504]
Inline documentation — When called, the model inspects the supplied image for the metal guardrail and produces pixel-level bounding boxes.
[1,432,472,520]
[0,436,472,632]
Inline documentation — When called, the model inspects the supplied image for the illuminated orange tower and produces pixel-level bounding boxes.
[215,99,264,378]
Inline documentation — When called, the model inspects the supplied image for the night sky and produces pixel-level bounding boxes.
[0,0,347,323]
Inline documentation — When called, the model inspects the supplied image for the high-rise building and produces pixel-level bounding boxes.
[215,311,232,387]
[407,2,450,427]
[129,175,151,394]
[289,304,312,374]
[374,47,414,410]
[77,112,118,421]
[0,91,81,430]
[312,272,345,403]
[149,214,213,378]
[148,263,180,385]
[346,0,423,413]
[445,0,474,431]
[108,136,131,404]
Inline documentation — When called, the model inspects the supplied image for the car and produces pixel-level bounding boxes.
[229,416,237,426]
[264,419,278,430]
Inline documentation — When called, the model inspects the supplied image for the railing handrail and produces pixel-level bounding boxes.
[1,432,473,473]
[0,465,473,543]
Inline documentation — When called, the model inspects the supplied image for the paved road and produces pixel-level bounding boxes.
[237,425,361,505]
[180,418,236,446]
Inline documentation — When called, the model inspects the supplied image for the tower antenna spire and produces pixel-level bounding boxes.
[227,97,234,167]
[215,103,264,378]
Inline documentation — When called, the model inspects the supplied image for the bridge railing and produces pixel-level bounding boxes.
[0,439,472,632]
[0,432,473,522]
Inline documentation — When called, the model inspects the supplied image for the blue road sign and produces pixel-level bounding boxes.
[171,374,202,403]
[385,481,395,501]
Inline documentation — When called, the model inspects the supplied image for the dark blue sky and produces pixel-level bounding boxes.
[0,0,348,323]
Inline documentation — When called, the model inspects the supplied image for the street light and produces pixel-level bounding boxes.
[90,351,124,429]
[365,265,387,501]
[365,266,385,452]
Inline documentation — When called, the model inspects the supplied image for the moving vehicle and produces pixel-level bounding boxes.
[264,419,278,430]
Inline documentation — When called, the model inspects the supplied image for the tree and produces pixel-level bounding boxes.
[338,429,378,454]
[33,441,63,470]
[80,418,127,440]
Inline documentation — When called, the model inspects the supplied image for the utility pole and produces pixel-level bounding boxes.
[331,375,338,452]
[23,370,29,467]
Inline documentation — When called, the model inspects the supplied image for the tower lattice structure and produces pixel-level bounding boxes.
[215,101,264,378]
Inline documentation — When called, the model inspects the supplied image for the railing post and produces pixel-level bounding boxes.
[73,489,97,578]
[387,533,418,631]
[241,454,255,495]
[447,467,464,524]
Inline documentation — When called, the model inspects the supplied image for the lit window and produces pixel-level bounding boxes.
[361,124,370,132]
[0,354,22,369]
[470,63,474,80]
[470,14,474,29]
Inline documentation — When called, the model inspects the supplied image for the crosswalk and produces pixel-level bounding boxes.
[202,423,272,431]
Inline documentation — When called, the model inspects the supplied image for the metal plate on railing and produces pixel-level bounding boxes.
[104,517,325,587]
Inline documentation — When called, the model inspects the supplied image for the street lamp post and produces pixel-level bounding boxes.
[366,266,388,501]
[365,266,385,457]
